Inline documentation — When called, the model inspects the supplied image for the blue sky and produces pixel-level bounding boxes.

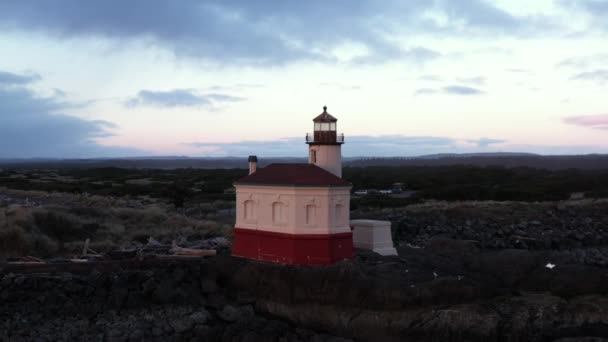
[0,0,607,158]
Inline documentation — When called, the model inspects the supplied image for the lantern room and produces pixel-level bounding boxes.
[306,106,344,145]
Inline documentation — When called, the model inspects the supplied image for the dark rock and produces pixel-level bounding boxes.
[189,309,210,325]
[193,324,210,339]
[172,268,186,284]
[141,277,156,295]
[107,250,137,260]
[236,291,257,305]
[206,293,227,310]
[153,279,175,304]
[218,305,241,322]
[169,317,194,334]
[128,329,144,341]
[200,278,218,294]
[14,275,25,285]
[0,274,14,287]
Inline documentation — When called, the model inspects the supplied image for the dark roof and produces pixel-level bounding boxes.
[235,163,351,187]
[313,106,337,122]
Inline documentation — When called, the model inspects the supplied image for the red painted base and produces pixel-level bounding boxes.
[232,228,353,265]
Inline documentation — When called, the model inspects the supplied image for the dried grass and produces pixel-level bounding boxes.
[0,187,234,257]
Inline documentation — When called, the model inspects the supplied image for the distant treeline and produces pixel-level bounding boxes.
[345,165,608,204]
[0,168,247,206]
[346,154,608,170]
[0,158,305,170]
[1,165,607,206]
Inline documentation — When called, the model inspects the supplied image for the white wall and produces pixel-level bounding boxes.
[235,185,351,235]
[308,144,342,177]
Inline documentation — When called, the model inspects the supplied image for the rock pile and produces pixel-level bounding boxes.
[1,252,608,341]
[390,200,608,251]
[0,261,349,342]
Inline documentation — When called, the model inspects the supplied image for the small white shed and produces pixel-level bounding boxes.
[350,220,397,256]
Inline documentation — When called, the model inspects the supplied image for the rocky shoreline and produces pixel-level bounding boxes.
[2,199,608,341]
[0,259,350,342]
[388,200,608,251]
[2,247,608,341]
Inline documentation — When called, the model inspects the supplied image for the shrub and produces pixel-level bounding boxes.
[0,225,28,256]
[114,206,167,224]
[32,210,86,242]
[28,234,59,257]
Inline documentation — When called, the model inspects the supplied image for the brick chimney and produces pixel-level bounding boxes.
[248,155,258,175]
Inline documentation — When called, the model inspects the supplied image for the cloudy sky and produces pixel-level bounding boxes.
[0,0,607,158]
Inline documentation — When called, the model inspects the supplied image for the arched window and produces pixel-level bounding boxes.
[334,204,344,226]
[244,200,255,220]
[272,202,286,224]
[305,204,316,225]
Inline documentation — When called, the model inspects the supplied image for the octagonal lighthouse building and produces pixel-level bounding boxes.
[232,107,353,264]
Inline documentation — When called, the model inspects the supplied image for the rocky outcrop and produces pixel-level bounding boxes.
[3,197,608,342]
[0,260,348,342]
[363,200,608,255]
[216,249,608,341]
[3,248,605,342]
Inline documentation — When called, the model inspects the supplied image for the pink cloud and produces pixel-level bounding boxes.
[564,114,608,129]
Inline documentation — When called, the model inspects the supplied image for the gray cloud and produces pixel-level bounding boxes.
[414,88,439,96]
[0,71,143,158]
[187,135,491,157]
[0,1,565,65]
[352,46,441,65]
[557,54,608,69]
[414,84,485,96]
[456,76,486,85]
[467,137,506,148]
[572,0,608,13]
[569,70,608,83]
[126,89,244,108]
[0,71,41,85]
[560,0,608,29]
[443,85,485,95]
[441,1,519,31]
[189,135,604,157]
[564,114,608,130]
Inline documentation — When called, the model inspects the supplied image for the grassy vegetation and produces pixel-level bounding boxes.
[0,189,231,258]
[1,165,607,257]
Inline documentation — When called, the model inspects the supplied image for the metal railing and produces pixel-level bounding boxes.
[305,133,344,144]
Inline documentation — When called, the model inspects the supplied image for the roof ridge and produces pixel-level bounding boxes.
[235,163,350,187]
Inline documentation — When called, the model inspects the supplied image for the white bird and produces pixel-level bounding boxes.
[545,263,556,269]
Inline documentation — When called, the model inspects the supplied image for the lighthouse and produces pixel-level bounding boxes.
[231,107,353,265]
[307,106,344,177]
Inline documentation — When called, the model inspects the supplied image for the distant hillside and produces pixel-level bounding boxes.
[345,154,608,170]
[413,152,539,159]
[1,153,608,170]
[0,157,306,169]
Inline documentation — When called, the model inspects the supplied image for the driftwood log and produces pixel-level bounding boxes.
[170,240,216,256]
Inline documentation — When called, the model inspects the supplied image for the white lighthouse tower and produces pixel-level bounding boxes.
[306,106,344,177]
